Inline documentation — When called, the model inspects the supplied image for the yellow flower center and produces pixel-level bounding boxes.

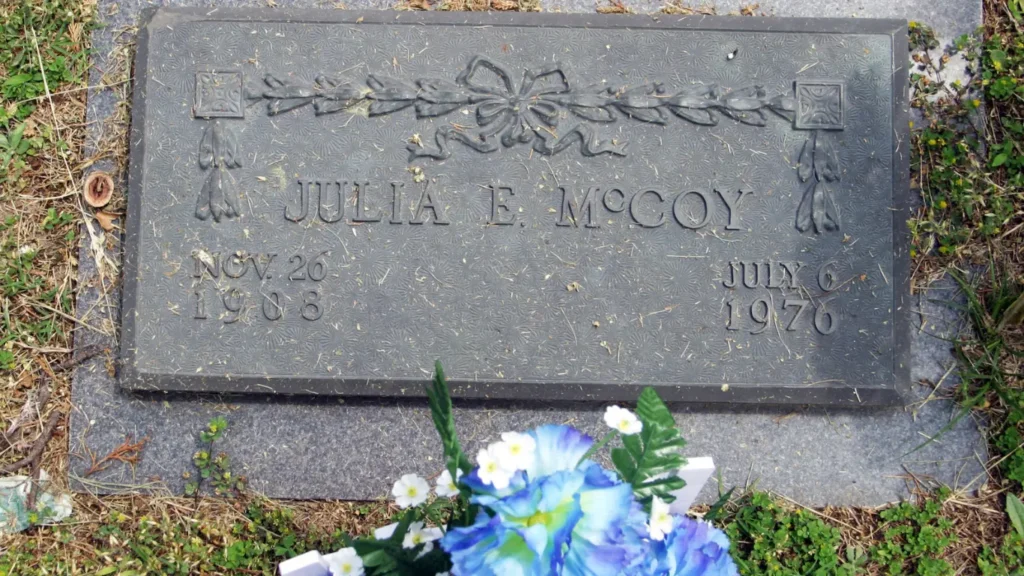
[406,487,418,497]
[526,509,556,527]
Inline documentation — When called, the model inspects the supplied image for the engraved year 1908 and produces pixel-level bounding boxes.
[190,250,327,322]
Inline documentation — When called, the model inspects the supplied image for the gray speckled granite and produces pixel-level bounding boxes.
[71,0,986,506]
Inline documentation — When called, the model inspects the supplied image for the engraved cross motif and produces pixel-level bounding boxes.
[794,80,844,130]
[194,72,245,119]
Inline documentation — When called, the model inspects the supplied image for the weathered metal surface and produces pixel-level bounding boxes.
[122,8,910,405]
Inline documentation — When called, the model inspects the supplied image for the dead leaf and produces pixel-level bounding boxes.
[95,211,117,231]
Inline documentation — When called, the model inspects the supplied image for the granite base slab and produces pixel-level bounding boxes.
[71,0,986,506]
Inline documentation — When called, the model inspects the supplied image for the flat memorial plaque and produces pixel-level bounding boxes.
[122,8,910,405]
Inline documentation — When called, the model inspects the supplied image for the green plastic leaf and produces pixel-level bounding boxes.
[636,387,675,429]
[1008,493,1024,538]
[360,549,393,568]
[610,387,688,510]
[610,447,636,479]
[389,509,416,544]
[426,361,471,483]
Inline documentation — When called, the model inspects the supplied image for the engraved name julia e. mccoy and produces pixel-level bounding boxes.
[190,55,845,234]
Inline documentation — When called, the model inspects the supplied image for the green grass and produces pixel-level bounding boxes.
[0,0,91,118]
[721,492,860,576]
[1,500,352,576]
[184,417,248,499]
[949,268,1024,489]
[0,0,94,375]
[0,0,93,184]
[906,19,1023,256]
[901,15,1024,576]
[978,531,1024,576]
[870,488,957,576]
[905,9,1023,513]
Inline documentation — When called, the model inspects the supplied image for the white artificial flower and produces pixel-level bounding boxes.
[494,431,537,472]
[476,446,512,490]
[604,405,643,435]
[648,496,674,541]
[415,541,435,559]
[391,473,430,508]
[373,522,398,540]
[323,547,364,576]
[435,469,463,498]
[402,521,445,549]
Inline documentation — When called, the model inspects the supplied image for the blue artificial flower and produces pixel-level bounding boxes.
[442,425,643,576]
[643,515,739,576]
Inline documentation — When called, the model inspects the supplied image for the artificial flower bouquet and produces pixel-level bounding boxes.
[281,362,737,576]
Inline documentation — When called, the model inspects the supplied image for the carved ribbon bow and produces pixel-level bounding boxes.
[409,56,625,160]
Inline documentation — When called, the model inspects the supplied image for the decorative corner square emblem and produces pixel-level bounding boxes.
[194,71,244,118]
[794,80,844,130]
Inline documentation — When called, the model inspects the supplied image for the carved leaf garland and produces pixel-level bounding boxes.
[253,55,803,161]
[195,56,846,234]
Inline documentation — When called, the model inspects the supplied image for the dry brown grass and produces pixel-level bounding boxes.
[2,490,397,570]
[434,0,539,11]
[660,1,716,15]
[822,489,1010,575]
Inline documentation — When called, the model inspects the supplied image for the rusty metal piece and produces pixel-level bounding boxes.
[83,171,114,208]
